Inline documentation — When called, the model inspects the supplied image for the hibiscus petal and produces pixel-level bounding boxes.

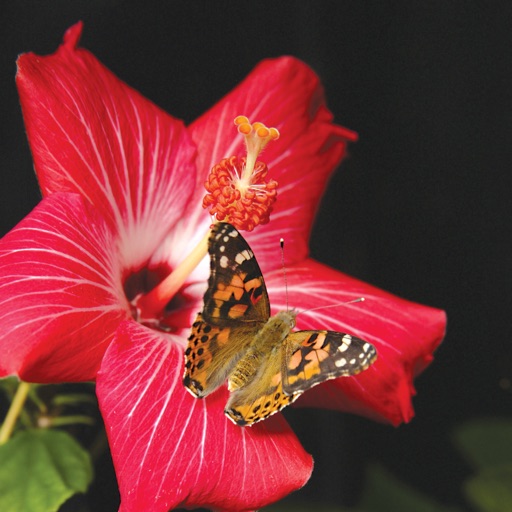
[16,22,197,269]
[187,57,357,273]
[0,193,129,382]
[263,258,446,426]
[97,321,312,512]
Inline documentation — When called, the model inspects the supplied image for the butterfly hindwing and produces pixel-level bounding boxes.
[184,313,234,397]
[225,381,301,426]
[225,351,302,426]
[282,330,377,395]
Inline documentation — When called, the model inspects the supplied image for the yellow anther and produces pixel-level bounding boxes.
[237,122,252,135]
[234,115,250,126]
[269,127,280,140]
[256,126,270,138]
[234,115,280,181]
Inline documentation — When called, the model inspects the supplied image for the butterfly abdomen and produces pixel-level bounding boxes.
[228,349,262,391]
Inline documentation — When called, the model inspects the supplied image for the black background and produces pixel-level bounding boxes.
[1,2,511,510]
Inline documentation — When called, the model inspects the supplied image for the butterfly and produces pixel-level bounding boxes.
[183,222,377,426]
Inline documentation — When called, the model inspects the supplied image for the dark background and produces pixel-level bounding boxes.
[1,2,511,510]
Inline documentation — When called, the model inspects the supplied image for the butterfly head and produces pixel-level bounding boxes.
[274,309,297,330]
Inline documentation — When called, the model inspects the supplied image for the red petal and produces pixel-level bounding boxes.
[97,321,312,512]
[188,57,356,272]
[16,23,197,268]
[264,259,446,425]
[0,193,129,382]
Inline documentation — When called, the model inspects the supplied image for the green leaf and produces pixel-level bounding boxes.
[464,464,512,512]
[0,429,93,512]
[454,418,512,469]
[360,465,461,512]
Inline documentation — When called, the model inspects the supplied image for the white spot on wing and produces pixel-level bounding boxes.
[235,249,253,265]
[338,334,352,352]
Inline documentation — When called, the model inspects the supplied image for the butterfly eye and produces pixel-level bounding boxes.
[287,313,296,329]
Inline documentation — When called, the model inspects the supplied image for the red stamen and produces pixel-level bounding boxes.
[203,156,277,232]
[202,116,280,231]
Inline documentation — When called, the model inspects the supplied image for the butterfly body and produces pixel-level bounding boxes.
[227,310,296,392]
[183,222,377,426]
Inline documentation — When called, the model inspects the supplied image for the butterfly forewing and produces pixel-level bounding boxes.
[202,223,270,326]
[282,330,377,395]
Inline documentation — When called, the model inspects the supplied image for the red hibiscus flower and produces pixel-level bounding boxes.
[0,23,446,512]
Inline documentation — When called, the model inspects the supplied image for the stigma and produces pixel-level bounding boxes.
[202,116,280,232]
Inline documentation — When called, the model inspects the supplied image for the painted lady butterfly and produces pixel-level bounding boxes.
[183,222,377,426]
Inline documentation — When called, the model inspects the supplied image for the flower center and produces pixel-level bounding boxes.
[202,116,280,232]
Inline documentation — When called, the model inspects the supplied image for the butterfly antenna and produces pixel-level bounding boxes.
[280,237,289,311]
[297,297,366,317]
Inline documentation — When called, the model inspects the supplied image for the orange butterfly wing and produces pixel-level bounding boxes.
[283,330,377,394]
[183,223,269,398]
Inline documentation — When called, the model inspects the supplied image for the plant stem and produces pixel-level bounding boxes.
[44,415,96,428]
[0,381,31,444]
